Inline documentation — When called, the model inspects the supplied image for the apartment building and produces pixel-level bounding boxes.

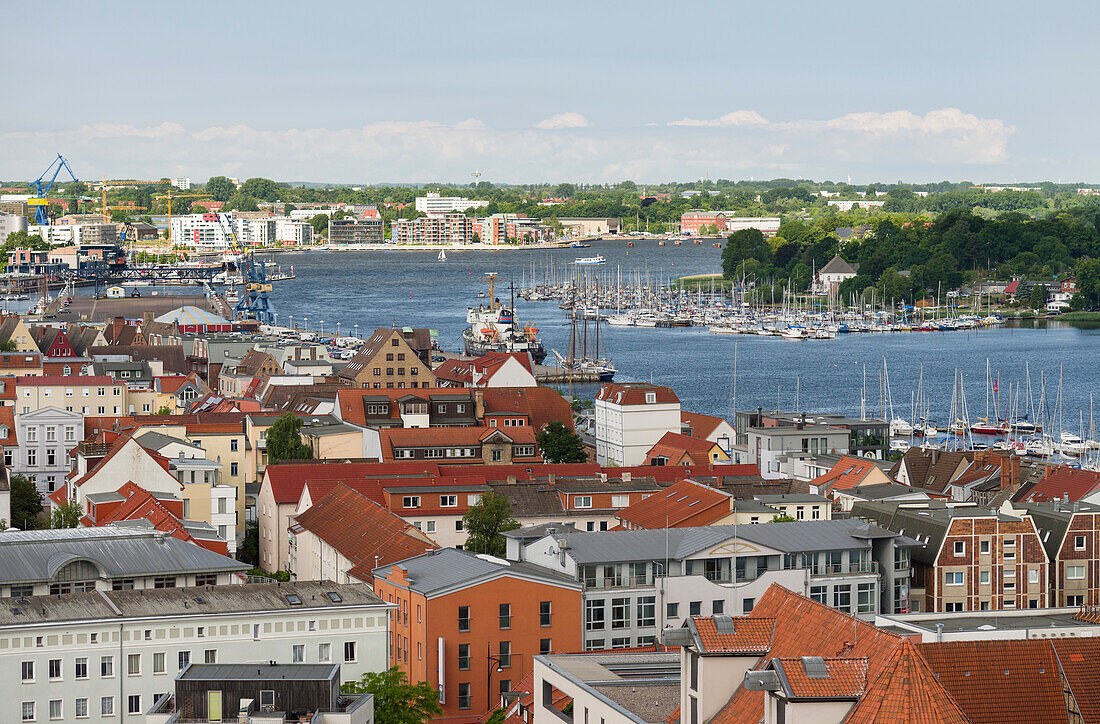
[391,214,474,245]
[14,374,127,416]
[852,500,1049,612]
[328,218,384,244]
[414,192,488,214]
[170,213,241,251]
[337,328,437,389]
[746,423,851,479]
[12,406,82,495]
[507,521,912,650]
[0,527,248,598]
[373,547,581,724]
[1,582,388,724]
[1011,500,1100,606]
[595,383,681,466]
[275,217,313,245]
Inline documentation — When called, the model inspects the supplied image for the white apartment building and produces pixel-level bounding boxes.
[827,199,886,211]
[414,192,489,214]
[170,177,191,191]
[1,582,389,724]
[15,375,127,416]
[276,218,313,245]
[746,424,851,479]
[594,383,681,466]
[170,213,240,251]
[12,406,82,496]
[242,218,277,246]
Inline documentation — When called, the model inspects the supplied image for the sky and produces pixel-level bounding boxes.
[2,1,1097,186]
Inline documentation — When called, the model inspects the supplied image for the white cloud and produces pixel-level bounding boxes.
[669,110,769,128]
[0,107,1016,184]
[534,112,591,130]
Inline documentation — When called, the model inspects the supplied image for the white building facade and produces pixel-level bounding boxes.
[414,192,489,214]
[594,383,681,466]
[12,406,83,497]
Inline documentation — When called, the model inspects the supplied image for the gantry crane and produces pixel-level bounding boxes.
[212,213,274,324]
[29,154,78,225]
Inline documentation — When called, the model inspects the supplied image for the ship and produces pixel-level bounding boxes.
[573,255,606,265]
[463,273,547,363]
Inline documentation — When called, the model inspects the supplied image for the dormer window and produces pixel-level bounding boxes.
[645,392,656,404]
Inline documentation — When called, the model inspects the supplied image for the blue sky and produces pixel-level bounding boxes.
[2,1,1096,185]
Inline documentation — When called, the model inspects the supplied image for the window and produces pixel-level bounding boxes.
[27,428,36,442]
[458,643,470,670]
[153,652,165,675]
[742,598,755,613]
[540,600,552,627]
[21,660,34,682]
[127,695,141,715]
[713,600,724,615]
[540,638,552,654]
[810,585,828,604]
[980,570,991,585]
[611,495,629,507]
[688,600,701,616]
[26,448,35,466]
[834,585,852,613]
[195,574,217,587]
[666,602,679,618]
[857,583,875,614]
[292,644,304,663]
[154,576,176,588]
[954,541,965,556]
[403,496,420,508]
[75,657,88,679]
[230,462,238,476]
[574,496,592,509]
[945,572,964,586]
[645,392,657,404]
[344,641,357,662]
[101,655,114,678]
[426,520,436,534]
[586,599,605,630]
[612,598,630,629]
[499,603,511,629]
[945,602,964,612]
[499,640,511,668]
[458,606,470,632]
[458,683,471,710]
[980,540,990,554]
[22,702,34,722]
[585,639,605,651]
[125,653,140,676]
[637,597,656,627]
[1029,569,1040,584]
[1076,535,1087,550]
[101,697,114,717]
[178,651,190,670]
[319,643,331,662]
[75,698,88,719]
[1068,565,1086,580]
[440,495,457,507]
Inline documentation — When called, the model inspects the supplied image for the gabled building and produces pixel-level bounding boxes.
[644,432,730,467]
[680,412,736,455]
[337,327,437,390]
[811,254,859,296]
[29,325,77,358]
[1016,465,1100,505]
[434,351,537,388]
[1007,499,1100,607]
[807,455,892,499]
[0,315,39,353]
[595,383,681,466]
[890,447,975,495]
[378,425,541,465]
[852,500,1049,612]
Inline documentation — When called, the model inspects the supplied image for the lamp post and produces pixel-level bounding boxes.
[354,324,359,339]
[486,642,504,712]
[336,322,341,338]
[273,313,278,327]
[320,320,325,336]
[303,317,308,332]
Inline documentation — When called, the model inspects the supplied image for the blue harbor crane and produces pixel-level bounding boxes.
[28,154,78,225]
[214,214,275,325]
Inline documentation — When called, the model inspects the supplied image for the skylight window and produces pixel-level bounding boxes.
[326,592,343,603]
[285,593,303,605]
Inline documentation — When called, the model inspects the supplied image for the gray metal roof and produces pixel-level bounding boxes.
[0,527,248,584]
[375,547,580,596]
[181,663,339,681]
[0,581,385,627]
[546,520,899,563]
[135,430,196,452]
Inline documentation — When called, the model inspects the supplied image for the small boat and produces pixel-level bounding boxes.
[626,242,634,247]
[674,240,682,246]
[438,249,447,261]
[569,242,591,248]
[658,241,666,246]
[574,256,606,265]
[713,242,722,248]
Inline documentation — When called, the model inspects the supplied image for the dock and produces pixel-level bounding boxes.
[534,363,602,383]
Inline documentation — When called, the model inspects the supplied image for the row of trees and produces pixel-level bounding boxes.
[4,475,81,530]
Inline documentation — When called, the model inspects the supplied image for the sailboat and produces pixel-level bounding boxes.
[884,358,914,437]
[438,249,447,261]
[971,359,1007,435]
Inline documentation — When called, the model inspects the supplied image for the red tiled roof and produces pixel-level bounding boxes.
[691,616,774,654]
[481,387,574,432]
[775,657,867,699]
[595,382,679,406]
[844,639,968,724]
[1022,465,1100,503]
[918,639,1069,724]
[293,484,437,574]
[810,455,882,493]
[434,351,535,386]
[616,478,731,529]
[0,405,15,446]
[681,411,727,440]
[1051,638,1100,723]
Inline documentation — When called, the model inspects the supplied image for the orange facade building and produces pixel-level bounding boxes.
[374,547,582,723]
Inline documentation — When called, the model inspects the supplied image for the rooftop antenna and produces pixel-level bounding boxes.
[471,169,482,186]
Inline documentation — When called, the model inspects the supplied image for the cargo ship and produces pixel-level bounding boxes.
[463,273,547,363]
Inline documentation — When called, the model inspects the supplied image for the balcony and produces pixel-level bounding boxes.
[808,561,879,578]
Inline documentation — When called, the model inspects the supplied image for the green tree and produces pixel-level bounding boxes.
[769,514,798,523]
[49,501,83,528]
[205,176,236,202]
[1075,258,1100,305]
[224,193,259,212]
[1030,284,1047,309]
[241,177,278,201]
[462,491,519,555]
[156,405,172,415]
[10,475,43,530]
[266,412,313,463]
[240,520,259,565]
[3,229,49,252]
[0,339,17,352]
[536,421,587,463]
[309,214,330,235]
[341,667,443,724]
[554,183,576,199]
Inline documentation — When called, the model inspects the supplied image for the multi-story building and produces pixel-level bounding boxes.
[373,547,582,724]
[12,406,82,495]
[328,218,384,244]
[746,423,852,479]
[507,521,913,650]
[1010,500,1100,607]
[170,177,191,190]
[1,582,388,724]
[852,500,1049,612]
[170,213,240,251]
[14,374,126,416]
[391,214,474,245]
[337,328,437,390]
[734,409,887,460]
[595,383,681,466]
[0,527,248,597]
[414,192,488,214]
[557,217,621,238]
[275,218,313,245]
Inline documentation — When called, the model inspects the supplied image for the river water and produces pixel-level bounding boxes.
[260,241,1099,430]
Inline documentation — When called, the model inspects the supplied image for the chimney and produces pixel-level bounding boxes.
[474,388,485,420]
[547,473,556,486]
[622,471,631,483]
[506,475,517,485]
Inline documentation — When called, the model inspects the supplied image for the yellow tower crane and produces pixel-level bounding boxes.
[153,191,213,247]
